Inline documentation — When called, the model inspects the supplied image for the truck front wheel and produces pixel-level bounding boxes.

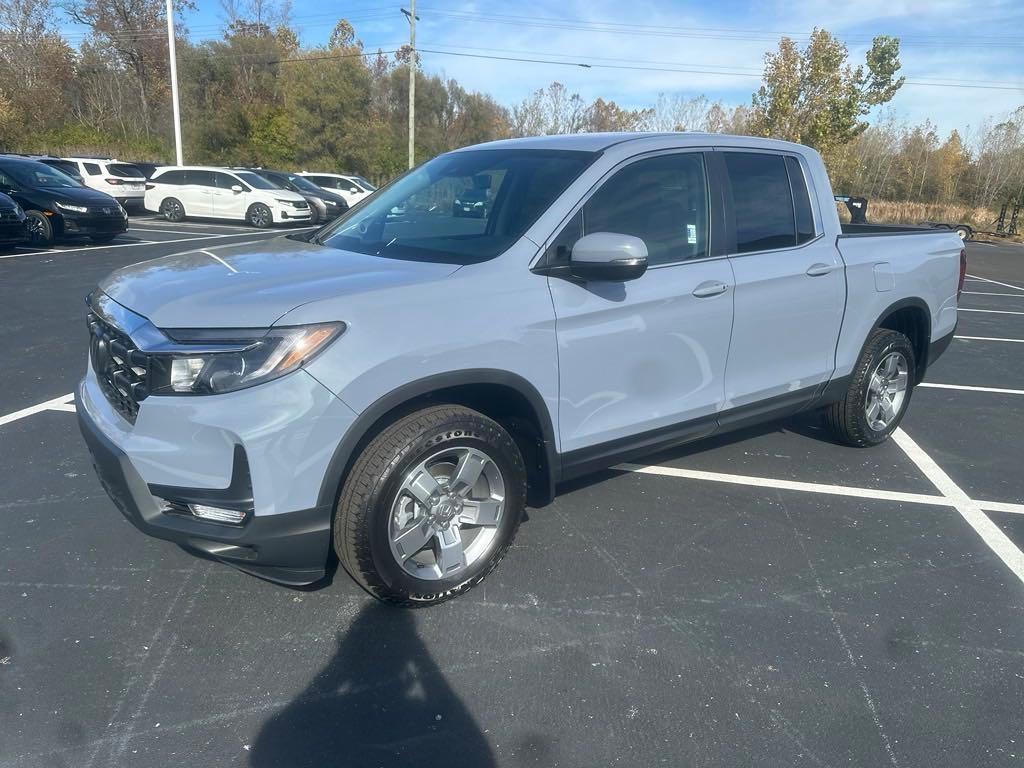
[824,329,916,447]
[334,404,526,607]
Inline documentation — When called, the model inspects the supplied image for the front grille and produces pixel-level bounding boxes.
[87,312,151,424]
[294,200,309,209]
[87,205,121,216]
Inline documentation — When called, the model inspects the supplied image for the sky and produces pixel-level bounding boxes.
[75,0,1024,140]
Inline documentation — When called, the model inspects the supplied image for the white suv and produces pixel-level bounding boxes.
[64,158,147,210]
[298,172,376,206]
[144,167,311,227]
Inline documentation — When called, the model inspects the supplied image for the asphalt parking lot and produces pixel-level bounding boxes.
[1,223,1023,767]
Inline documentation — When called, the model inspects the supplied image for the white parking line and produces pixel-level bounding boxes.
[966,274,1024,293]
[919,382,1024,395]
[955,335,1024,344]
[617,463,1024,516]
[961,291,1024,298]
[892,428,1024,585]
[0,229,306,260]
[128,227,222,237]
[958,308,1024,316]
[0,393,75,427]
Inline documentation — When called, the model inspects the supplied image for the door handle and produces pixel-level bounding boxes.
[806,263,835,277]
[692,281,730,298]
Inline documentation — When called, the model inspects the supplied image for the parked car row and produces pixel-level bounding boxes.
[144,166,376,227]
[0,154,129,247]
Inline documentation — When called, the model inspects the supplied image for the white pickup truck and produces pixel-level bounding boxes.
[79,133,965,605]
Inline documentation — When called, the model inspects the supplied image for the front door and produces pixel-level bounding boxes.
[547,150,736,462]
[717,150,845,416]
[211,172,247,220]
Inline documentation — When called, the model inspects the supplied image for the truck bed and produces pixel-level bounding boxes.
[839,222,937,237]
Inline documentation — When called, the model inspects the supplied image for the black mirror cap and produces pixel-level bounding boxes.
[569,257,647,282]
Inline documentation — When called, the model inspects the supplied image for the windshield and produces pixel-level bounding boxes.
[283,173,325,194]
[2,160,81,188]
[314,149,597,264]
[235,171,279,190]
[108,163,144,179]
[351,176,376,191]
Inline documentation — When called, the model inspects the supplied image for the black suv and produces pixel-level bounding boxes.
[0,191,29,250]
[0,156,128,245]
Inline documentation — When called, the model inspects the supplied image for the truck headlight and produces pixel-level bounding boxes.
[155,322,344,395]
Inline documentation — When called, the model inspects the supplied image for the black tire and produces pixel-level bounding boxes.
[955,225,971,241]
[90,233,117,243]
[160,197,186,223]
[824,328,916,447]
[308,205,320,226]
[334,404,526,607]
[247,203,272,228]
[25,211,54,245]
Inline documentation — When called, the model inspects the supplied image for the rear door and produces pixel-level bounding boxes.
[547,149,736,461]
[716,149,845,419]
[184,170,216,216]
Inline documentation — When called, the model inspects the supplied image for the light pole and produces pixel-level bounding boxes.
[401,2,419,169]
[165,0,184,165]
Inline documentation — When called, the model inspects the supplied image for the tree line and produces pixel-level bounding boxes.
[2,0,1022,209]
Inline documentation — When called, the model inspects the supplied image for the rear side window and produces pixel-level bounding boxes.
[723,152,796,253]
[582,152,709,266]
[786,156,815,244]
[189,170,216,187]
[108,163,144,179]
[156,170,183,185]
[83,162,102,175]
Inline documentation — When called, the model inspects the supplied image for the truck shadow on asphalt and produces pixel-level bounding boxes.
[249,602,496,767]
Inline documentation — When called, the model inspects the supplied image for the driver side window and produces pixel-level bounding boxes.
[582,152,709,267]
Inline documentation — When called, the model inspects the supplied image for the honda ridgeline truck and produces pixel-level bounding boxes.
[78,133,965,606]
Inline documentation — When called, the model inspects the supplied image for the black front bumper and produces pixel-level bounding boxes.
[61,213,128,236]
[77,402,332,586]
[0,220,28,245]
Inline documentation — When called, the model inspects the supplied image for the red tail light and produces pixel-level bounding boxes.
[957,248,967,301]
[105,178,123,185]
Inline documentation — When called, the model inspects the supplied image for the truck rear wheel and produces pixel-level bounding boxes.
[334,404,526,607]
[823,329,916,447]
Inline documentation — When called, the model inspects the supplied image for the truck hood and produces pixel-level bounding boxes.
[99,235,461,328]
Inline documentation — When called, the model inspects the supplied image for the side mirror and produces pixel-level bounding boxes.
[231,185,243,194]
[569,232,648,282]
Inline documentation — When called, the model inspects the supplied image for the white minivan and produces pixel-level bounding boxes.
[297,172,376,206]
[144,167,311,227]
[65,158,147,209]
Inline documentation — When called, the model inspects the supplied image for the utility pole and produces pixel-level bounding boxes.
[401,2,419,169]
[165,0,184,165]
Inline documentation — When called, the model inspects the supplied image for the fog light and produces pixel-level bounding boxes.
[189,504,247,524]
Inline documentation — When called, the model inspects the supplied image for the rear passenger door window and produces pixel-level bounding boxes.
[190,170,216,187]
[581,152,709,266]
[786,156,816,244]
[722,152,796,253]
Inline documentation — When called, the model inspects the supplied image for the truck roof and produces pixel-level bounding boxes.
[455,132,812,154]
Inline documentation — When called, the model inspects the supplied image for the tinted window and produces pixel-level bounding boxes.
[786,156,815,244]
[316,149,597,264]
[234,171,277,190]
[43,159,80,178]
[582,152,709,266]
[157,170,184,185]
[84,162,101,175]
[306,175,334,187]
[724,152,796,253]
[189,170,216,187]
[108,163,144,179]
[213,172,240,189]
